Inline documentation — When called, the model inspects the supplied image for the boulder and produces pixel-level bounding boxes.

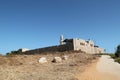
[52,57,62,63]
[38,57,47,63]
[62,55,68,60]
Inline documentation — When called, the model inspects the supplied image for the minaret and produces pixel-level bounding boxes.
[60,35,64,45]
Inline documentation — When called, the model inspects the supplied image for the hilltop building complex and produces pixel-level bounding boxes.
[60,35,104,54]
[20,35,104,54]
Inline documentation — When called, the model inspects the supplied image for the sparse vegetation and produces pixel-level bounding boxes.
[109,54,116,59]
[100,45,120,64]
[110,45,120,63]
[109,53,120,64]
[0,51,97,80]
[115,45,120,57]
[6,50,22,55]
[115,57,120,63]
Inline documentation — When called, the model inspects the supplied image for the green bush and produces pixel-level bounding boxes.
[115,58,120,63]
[115,45,120,57]
[6,50,21,55]
[109,54,116,59]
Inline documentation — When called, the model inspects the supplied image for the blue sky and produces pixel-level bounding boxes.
[0,0,120,54]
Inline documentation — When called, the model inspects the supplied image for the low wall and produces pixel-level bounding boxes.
[23,44,73,54]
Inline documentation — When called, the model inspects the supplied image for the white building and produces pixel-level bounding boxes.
[19,48,29,52]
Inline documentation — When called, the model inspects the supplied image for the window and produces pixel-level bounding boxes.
[80,43,85,46]
[90,44,93,47]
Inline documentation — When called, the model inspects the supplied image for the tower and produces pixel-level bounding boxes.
[60,35,64,45]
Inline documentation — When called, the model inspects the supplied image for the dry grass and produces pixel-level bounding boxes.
[0,51,97,80]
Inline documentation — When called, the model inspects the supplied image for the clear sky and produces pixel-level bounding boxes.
[0,0,120,54]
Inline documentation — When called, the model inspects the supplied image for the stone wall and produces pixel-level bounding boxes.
[22,38,104,54]
[73,38,95,53]
[72,38,104,54]
[94,47,105,53]
[23,44,73,54]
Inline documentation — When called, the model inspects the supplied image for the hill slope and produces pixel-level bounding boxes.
[0,51,97,80]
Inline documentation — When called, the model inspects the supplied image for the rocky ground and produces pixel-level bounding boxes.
[0,51,97,80]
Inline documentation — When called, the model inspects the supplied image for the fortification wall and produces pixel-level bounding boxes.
[23,44,73,54]
[94,47,104,53]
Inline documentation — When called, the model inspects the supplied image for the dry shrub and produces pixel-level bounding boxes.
[0,51,97,80]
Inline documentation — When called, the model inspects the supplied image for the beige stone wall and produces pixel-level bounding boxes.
[72,38,104,54]
[73,38,87,52]
[94,47,104,53]
[73,39,94,53]
[22,38,104,54]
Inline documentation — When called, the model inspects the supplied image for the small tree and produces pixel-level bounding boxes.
[115,45,120,57]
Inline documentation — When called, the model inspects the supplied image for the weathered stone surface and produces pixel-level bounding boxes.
[62,55,68,60]
[38,57,47,63]
[52,57,62,63]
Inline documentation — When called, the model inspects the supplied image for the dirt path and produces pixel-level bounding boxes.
[76,55,120,80]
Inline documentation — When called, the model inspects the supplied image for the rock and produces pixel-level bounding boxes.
[52,57,62,63]
[62,55,68,60]
[38,57,47,63]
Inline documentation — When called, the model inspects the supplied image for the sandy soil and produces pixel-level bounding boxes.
[97,55,120,79]
[0,51,97,80]
[76,55,120,80]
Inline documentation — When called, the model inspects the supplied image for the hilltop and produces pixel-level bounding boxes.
[0,51,97,80]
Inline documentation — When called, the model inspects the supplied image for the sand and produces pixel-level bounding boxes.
[76,55,120,80]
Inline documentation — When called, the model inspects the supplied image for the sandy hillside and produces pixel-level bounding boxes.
[0,51,97,80]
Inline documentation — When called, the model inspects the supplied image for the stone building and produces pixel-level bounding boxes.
[61,36,105,54]
[22,35,104,54]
